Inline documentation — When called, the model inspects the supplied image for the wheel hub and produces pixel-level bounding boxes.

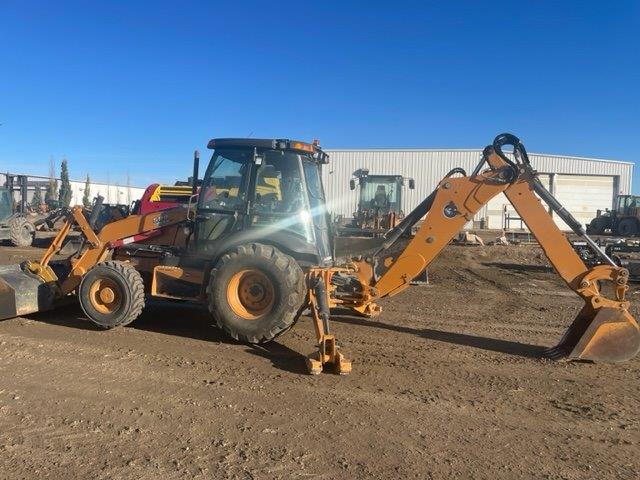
[99,287,116,304]
[227,269,275,320]
[89,279,122,314]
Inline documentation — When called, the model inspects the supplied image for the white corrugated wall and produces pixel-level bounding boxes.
[1,173,146,207]
[323,149,633,230]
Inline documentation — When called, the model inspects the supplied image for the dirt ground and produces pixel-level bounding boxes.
[0,241,638,479]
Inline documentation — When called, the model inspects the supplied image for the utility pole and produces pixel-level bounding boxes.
[126,171,131,205]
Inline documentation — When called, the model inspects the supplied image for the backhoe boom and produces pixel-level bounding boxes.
[340,134,640,365]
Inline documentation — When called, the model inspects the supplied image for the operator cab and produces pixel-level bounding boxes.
[0,187,13,223]
[616,195,640,215]
[195,138,333,267]
[351,172,414,215]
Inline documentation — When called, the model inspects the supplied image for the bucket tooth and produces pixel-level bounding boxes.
[546,305,640,363]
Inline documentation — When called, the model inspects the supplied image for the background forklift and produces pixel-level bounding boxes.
[0,174,65,247]
[338,169,415,237]
[0,134,637,375]
[587,194,640,236]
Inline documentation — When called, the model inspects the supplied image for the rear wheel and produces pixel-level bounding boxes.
[207,243,305,344]
[617,218,638,237]
[8,216,35,247]
[79,261,145,329]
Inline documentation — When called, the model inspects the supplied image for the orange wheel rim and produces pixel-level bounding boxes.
[89,278,122,314]
[227,269,275,320]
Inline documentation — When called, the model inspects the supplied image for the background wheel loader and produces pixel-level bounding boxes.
[338,169,415,237]
[587,194,640,236]
[0,134,638,375]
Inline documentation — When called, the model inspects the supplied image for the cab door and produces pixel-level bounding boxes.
[195,148,252,251]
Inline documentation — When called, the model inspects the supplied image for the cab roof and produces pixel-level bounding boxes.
[207,138,328,162]
[206,138,317,151]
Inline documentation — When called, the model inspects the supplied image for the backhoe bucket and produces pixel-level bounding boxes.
[0,264,56,320]
[546,305,640,363]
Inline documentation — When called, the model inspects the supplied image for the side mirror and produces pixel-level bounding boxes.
[408,178,415,190]
[349,179,356,190]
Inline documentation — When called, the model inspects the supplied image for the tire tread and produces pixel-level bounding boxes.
[207,243,305,343]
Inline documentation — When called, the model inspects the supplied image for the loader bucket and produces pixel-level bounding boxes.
[0,264,57,320]
[546,305,640,363]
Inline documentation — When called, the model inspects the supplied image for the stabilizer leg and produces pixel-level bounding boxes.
[306,273,352,375]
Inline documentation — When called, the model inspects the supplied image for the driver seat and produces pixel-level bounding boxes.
[371,185,389,209]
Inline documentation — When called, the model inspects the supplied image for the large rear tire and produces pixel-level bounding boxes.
[617,218,638,237]
[8,216,35,247]
[207,243,305,344]
[79,261,145,329]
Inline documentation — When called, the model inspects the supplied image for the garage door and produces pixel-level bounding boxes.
[553,175,614,230]
[484,174,614,231]
[485,174,550,229]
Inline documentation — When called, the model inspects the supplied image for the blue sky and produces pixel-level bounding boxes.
[1,1,639,189]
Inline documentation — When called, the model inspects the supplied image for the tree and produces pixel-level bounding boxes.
[82,174,91,208]
[44,156,58,209]
[59,157,72,207]
[31,185,43,210]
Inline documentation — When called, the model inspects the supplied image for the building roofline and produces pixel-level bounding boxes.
[323,148,634,166]
[2,172,145,189]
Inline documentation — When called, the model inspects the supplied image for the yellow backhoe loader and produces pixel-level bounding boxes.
[0,134,638,375]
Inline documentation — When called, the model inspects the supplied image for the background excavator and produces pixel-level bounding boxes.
[0,134,637,375]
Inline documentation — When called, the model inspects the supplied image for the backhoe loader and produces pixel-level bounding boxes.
[0,134,638,375]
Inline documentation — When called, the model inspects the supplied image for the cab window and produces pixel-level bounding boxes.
[200,149,251,211]
[252,151,306,215]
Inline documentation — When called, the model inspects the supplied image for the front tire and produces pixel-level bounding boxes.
[587,217,608,235]
[617,218,638,237]
[79,261,145,329]
[207,243,305,344]
[8,216,35,247]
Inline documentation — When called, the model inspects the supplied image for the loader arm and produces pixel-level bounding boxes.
[24,203,192,299]
[0,202,193,321]
[349,134,639,363]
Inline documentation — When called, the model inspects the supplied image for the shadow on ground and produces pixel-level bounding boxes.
[482,262,553,273]
[26,299,547,376]
[331,309,547,359]
[27,298,310,374]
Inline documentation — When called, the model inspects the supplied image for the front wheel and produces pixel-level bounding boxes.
[587,217,608,235]
[207,243,305,344]
[79,261,145,329]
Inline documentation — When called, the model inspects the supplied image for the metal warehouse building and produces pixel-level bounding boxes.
[322,149,633,231]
